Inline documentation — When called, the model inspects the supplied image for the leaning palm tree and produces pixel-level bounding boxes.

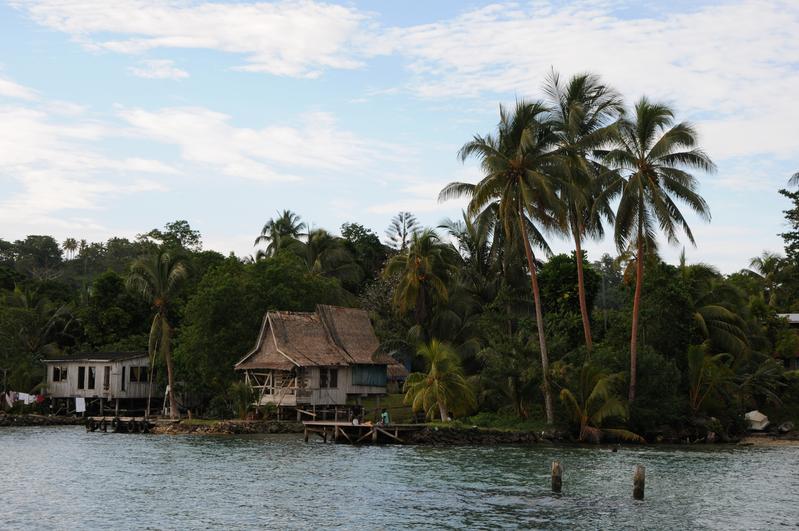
[384,229,459,327]
[254,209,306,259]
[127,250,188,419]
[403,339,475,421]
[439,100,561,424]
[602,98,715,401]
[560,363,644,443]
[545,71,623,351]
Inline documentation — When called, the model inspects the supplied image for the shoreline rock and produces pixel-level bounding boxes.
[151,420,305,435]
[0,414,84,427]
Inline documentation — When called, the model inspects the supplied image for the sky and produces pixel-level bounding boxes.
[0,0,797,272]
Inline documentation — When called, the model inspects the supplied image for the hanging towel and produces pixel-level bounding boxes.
[75,397,86,413]
[17,392,30,403]
[24,394,35,405]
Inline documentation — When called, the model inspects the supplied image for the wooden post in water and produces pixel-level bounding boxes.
[551,460,563,493]
[633,465,645,500]
[304,428,309,443]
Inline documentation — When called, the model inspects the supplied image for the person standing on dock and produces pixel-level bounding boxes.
[380,408,391,425]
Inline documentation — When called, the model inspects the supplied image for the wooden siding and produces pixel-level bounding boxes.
[45,356,151,399]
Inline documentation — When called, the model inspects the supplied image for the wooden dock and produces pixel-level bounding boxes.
[303,421,425,444]
[85,416,179,433]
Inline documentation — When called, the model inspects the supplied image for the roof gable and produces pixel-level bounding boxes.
[235,305,389,370]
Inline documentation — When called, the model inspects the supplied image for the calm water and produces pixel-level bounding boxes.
[1,427,798,530]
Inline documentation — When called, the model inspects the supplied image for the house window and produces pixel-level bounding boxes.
[320,367,338,388]
[121,366,126,391]
[87,367,96,390]
[103,366,111,391]
[130,366,149,383]
[77,366,86,390]
[52,366,68,382]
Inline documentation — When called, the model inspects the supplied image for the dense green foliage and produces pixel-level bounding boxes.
[2,71,799,438]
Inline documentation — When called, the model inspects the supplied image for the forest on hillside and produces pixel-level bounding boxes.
[3,72,799,441]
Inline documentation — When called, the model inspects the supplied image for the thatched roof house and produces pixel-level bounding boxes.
[235,305,404,407]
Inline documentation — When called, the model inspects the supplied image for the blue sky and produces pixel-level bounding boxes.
[1,0,797,271]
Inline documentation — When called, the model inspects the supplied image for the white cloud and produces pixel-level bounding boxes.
[11,0,371,78]
[381,1,799,160]
[118,106,385,181]
[128,59,189,80]
[0,75,38,100]
[0,102,175,229]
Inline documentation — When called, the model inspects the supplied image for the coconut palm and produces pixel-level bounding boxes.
[62,238,78,260]
[439,100,561,424]
[745,251,785,307]
[686,345,733,415]
[284,228,363,288]
[560,363,644,443]
[127,250,188,419]
[602,98,715,401]
[384,228,459,327]
[254,210,306,259]
[403,339,475,421]
[544,71,623,351]
[680,258,749,356]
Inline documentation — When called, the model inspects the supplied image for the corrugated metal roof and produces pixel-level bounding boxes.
[44,351,148,363]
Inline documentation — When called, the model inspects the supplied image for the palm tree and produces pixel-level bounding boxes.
[254,210,306,259]
[384,229,459,327]
[281,228,363,291]
[602,98,715,401]
[403,339,475,421]
[439,100,561,424]
[544,71,623,351]
[560,363,644,443]
[745,251,785,307]
[686,345,733,416]
[127,250,188,419]
[386,212,420,251]
[62,238,78,260]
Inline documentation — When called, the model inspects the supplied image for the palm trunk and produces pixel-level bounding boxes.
[162,315,179,419]
[518,209,554,425]
[438,402,448,422]
[573,230,593,351]
[629,236,643,403]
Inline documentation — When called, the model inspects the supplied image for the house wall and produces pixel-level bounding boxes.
[250,365,387,407]
[46,357,151,399]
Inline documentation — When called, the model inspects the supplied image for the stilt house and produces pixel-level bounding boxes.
[235,305,402,408]
[44,351,152,413]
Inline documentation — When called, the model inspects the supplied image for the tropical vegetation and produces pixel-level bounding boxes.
[1,70,798,442]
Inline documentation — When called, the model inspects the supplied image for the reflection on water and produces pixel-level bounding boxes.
[1,427,798,530]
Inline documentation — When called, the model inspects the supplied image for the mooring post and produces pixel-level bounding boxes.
[633,465,645,500]
[304,428,309,443]
[551,460,563,493]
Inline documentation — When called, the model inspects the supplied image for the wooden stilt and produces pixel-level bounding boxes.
[304,428,309,443]
[551,460,563,493]
[633,465,645,500]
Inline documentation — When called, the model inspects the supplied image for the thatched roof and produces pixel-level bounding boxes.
[235,305,392,371]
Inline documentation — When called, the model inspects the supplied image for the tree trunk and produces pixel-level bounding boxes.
[573,230,593,351]
[438,401,448,422]
[518,209,554,425]
[629,237,644,403]
[162,315,179,419]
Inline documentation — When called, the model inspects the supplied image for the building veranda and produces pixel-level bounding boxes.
[235,305,407,419]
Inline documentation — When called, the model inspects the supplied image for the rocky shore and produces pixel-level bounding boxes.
[0,414,84,427]
[151,420,305,435]
[406,426,544,445]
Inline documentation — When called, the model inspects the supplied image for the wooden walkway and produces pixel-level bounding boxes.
[303,421,425,444]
